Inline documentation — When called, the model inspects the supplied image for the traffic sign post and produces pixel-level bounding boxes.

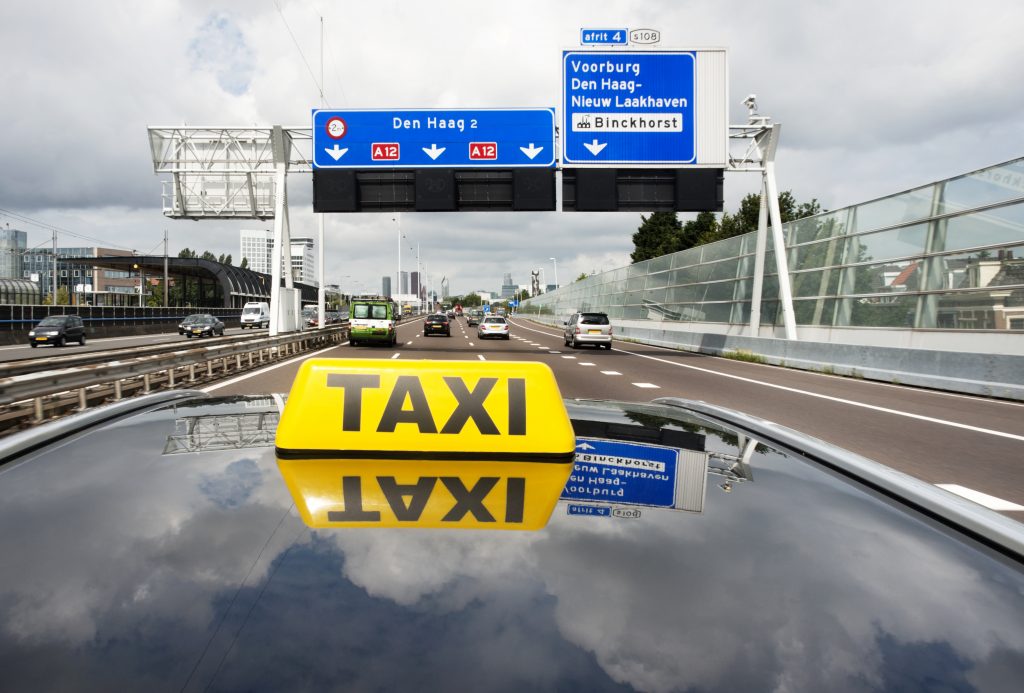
[312,108,556,169]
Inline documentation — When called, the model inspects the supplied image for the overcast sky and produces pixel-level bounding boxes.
[2,0,1022,297]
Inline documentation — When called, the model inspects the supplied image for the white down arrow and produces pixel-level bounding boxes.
[423,144,446,160]
[325,144,348,161]
[519,143,544,160]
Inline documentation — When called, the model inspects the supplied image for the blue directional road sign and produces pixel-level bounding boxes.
[312,108,556,169]
[563,51,695,166]
[561,438,680,508]
[580,28,627,46]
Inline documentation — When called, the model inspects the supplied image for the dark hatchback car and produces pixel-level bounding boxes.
[424,313,451,337]
[27,314,86,347]
[0,391,1021,691]
[184,315,225,338]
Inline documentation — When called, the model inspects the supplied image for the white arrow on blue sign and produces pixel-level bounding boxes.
[312,108,556,169]
[562,51,696,166]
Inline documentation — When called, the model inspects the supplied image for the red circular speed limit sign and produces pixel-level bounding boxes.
[326,117,347,139]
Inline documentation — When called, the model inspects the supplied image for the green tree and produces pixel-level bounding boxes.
[56,286,70,305]
[700,191,825,247]
[240,256,248,269]
[683,211,720,248]
[631,212,683,263]
[201,251,217,262]
[575,272,590,282]
[178,248,197,259]
[516,289,530,302]
[147,282,164,307]
[461,293,482,307]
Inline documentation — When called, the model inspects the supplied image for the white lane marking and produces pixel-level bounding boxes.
[601,370,622,375]
[580,362,596,366]
[936,484,1024,511]
[468,342,475,346]
[477,354,486,361]
[561,355,576,359]
[548,350,561,354]
[406,341,413,345]
[201,344,338,392]
[633,382,660,389]
[617,348,1024,443]
[537,346,548,349]
[391,353,400,359]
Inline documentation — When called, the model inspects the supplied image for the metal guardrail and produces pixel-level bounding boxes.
[0,326,347,432]
[0,331,286,379]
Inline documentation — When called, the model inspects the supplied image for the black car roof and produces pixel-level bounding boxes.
[0,393,1021,691]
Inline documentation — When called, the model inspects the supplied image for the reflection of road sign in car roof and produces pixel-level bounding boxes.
[0,359,1022,690]
[27,314,86,347]
[564,312,612,349]
[424,313,450,337]
[478,315,510,339]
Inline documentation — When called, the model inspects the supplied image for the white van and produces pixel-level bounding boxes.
[240,301,271,329]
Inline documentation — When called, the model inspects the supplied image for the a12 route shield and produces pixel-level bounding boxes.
[312,108,556,169]
[563,51,696,165]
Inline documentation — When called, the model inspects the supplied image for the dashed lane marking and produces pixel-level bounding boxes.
[633,383,660,389]
[477,354,486,361]
[936,484,1024,511]
[601,370,622,375]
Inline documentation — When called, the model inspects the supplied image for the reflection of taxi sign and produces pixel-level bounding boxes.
[276,359,575,530]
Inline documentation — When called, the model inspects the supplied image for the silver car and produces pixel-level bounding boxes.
[564,312,612,349]
[477,315,510,339]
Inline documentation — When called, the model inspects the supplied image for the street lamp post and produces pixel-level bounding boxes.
[133,263,144,307]
[394,214,401,299]
[549,257,558,289]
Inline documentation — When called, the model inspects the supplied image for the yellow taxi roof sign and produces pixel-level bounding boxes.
[276,359,574,461]
[275,359,575,530]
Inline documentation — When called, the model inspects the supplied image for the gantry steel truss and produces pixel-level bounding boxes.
[147,111,798,340]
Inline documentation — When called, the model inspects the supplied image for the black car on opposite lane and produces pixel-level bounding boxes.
[27,314,86,347]
[178,313,215,335]
[184,315,225,338]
